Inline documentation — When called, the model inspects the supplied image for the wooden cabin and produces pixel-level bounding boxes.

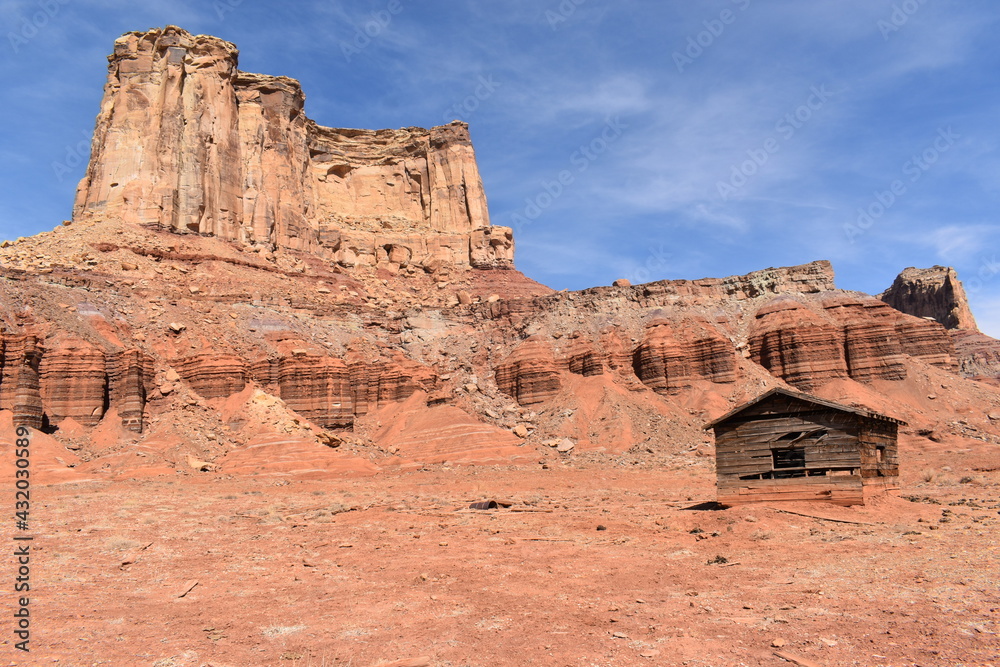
[705,388,903,506]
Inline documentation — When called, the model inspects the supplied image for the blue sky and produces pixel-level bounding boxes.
[2,0,999,336]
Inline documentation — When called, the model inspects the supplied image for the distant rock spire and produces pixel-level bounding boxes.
[880,266,978,331]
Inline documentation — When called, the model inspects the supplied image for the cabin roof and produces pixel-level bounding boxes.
[703,387,906,429]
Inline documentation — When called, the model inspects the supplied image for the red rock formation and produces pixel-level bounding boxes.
[0,334,153,432]
[631,318,737,394]
[751,294,958,389]
[822,295,908,382]
[495,338,562,405]
[72,26,512,272]
[173,354,248,399]
[950,329,1000,379]
[750,298,848,390]
[880,266,978,330]
[39,339,107,426]
[107,349,154,432]
[255,354,355,429]
[355,356,439,412]
[0,335,45,429]
[561,335,605,377]
[893,318,957,372]
[250,352,437,428]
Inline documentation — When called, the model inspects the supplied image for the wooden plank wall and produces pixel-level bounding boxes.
[713,395,873,505]
[718,478,863,507]
[858,419,900,482]
[715,412,861,478]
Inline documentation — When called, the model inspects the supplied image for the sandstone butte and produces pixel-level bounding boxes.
[0,25,999,484]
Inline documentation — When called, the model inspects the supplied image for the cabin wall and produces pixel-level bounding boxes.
[714,412,862,478]
[858,419,900,497]
[715,409,865,506]
[717,475,863,506]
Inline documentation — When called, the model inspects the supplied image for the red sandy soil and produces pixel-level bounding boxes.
[2,435,998,667]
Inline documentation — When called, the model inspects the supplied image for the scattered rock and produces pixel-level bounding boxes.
[556,438,575,453]
[186,455,216,472]
[613,278,631,287]
[512,424,529,438]
[317,432,341,448]
[168,322,186,334]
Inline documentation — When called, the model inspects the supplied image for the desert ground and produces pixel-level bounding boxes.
[5,433,998,667]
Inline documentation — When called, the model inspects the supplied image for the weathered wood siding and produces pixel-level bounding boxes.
[710,389,901,506]
[858,419,899,485]
[718,477,863,506]
[714,394,866,506]
[715,413,861,477]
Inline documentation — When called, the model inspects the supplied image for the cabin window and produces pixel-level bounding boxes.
[775,429,827,444]
[772,448,805,469]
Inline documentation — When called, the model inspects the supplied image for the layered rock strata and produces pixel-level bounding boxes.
[749,294,956,390]
[1,335,153,431]
[631,318,737,394]
[487,263,959,405]
[73,26,512,272]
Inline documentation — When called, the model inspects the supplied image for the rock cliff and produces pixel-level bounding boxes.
[880,266,978,330]
[72,26,511,272]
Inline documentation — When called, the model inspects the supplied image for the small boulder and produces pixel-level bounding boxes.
[186,455,217,472]
[556,438,575,453]
[317,432,341,448]
[613,278,631,287]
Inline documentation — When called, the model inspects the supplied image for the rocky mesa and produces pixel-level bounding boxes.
[73,26,512,273]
